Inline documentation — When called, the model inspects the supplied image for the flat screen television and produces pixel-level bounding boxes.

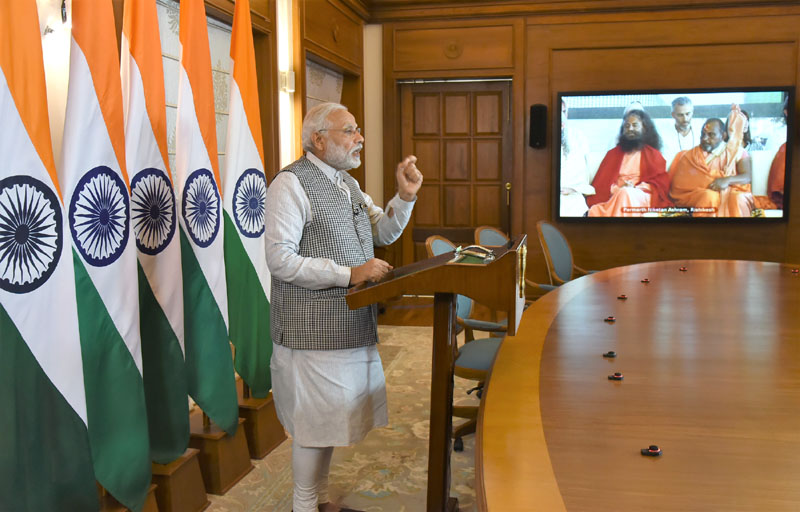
[556,88,793,220]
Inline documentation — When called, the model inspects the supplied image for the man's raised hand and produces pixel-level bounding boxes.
[396,155,423,202]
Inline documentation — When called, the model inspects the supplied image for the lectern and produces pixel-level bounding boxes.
[347,235,528,511]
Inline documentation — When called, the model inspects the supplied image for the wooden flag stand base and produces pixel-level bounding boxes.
[150,448,210,512]
[238,385,286,459]
[98,483,159,512]
[446,497,459,511]
[189,413,253,495]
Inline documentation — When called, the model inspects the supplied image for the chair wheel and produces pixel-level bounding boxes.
[453,438,464,452]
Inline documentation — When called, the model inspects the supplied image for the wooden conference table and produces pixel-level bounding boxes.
[476,260,800,511]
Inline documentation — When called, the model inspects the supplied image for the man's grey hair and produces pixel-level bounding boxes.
[301,102,348,152]
[672,96,693,110]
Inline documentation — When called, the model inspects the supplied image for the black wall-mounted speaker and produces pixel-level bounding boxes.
[529,104,547,149]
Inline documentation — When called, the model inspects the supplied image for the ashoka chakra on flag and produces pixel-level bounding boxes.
[131,168,176,255]
[0,175,63,294]
[68,166,130,267]
[233,168,267,238]
[182,168,220,248]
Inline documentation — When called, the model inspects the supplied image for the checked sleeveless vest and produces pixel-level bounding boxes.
[270,156,378,350]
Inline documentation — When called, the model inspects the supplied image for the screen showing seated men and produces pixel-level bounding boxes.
[557,89,792,219]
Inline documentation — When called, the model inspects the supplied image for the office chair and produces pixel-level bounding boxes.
[474,226,557,300]
[474,225,510,247]
[536,220,593,285]
[425,234,505,451]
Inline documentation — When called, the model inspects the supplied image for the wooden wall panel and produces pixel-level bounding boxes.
[303,0,363,69]
[249,0,270,19]
[414,94,440,134]
[475,140,501,181]
[393,25,514,71]
[474,92,502,134]
[444,185,471,225]
[475,185,503,226]
[415,184,441,226]
[414,140,441,181]
[369,0,798,23]
[444,94,470,135]
[551,43,796,91]
[444,140,470,180]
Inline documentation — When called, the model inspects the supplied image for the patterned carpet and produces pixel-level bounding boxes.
[208,325,480,512]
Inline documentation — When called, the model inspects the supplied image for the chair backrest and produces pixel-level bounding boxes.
[425,234,474,319]
[536,220,574,285]
[475,225,509,247]
[426,235,456,259]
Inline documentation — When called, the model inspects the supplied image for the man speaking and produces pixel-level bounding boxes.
[264,102,422,512]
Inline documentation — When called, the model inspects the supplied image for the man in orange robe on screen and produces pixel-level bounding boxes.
[767,143,786,209]
[587,109,672,217]
[669,105,753,217]
[766,99,788,209]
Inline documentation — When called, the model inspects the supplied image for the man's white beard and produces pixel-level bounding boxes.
[326,141,362,170]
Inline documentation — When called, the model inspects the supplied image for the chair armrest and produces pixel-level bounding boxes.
[573,265,595,276]
[456,317,475,340]
[525,279,557,299]
[461,317,507,334]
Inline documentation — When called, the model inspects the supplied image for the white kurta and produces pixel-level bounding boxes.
[271,343,388,446]
[264,153,415,446]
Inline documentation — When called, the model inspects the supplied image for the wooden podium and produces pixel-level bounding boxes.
[347,235,528,512]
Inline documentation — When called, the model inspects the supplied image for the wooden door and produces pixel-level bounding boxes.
[399,81,512,265]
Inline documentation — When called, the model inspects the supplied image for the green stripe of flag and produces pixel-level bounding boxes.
[180,228,239,435]
[138,263,190,464]
[73,251,151,512]
[0,303,99,511]
[223,212,272,398]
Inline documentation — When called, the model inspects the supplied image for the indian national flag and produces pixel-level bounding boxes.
[176,0,238,434]
[122,0,189,464]
[59,1,151,509]
[0,1,96,509]
[223,0,272,398]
